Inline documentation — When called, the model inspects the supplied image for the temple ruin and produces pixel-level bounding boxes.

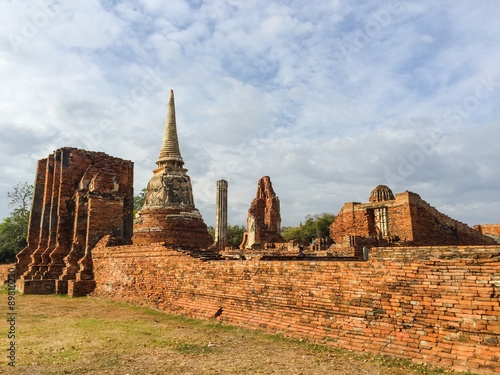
[133,89,212,248]
[12,89,500,374]
[16,147,133,296]
[240,176,284,249]
[330,184,496,247]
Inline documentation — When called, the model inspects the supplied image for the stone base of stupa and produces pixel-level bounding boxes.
[133,207,213,248]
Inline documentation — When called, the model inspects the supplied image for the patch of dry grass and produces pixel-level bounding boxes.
[0,286,475,375]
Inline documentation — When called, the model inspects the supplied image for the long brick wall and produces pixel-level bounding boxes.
[92,240,500,374]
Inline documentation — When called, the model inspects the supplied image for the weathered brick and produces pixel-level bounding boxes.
[16,148,133,296]
[331,187,495,248]
[92,243,500,375]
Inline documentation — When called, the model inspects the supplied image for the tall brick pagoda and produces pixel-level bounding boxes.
[133,90,212,248]
[240,176,284,249]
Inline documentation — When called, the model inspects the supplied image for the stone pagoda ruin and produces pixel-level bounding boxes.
[240,176,284,249]
[133,90,212,248]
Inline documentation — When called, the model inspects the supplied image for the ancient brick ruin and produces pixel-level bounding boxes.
[240,176,284,249]
[474,224,500,243]
[16,147,133,296]
[13,90,500,374]
[133,90,212,248]
[330,185,496,248]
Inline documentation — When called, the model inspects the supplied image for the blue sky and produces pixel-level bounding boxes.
[0,0,499,228]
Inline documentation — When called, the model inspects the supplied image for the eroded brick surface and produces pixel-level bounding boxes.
[474,224,500,244]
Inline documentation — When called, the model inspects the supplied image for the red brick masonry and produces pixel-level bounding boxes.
[92,239,500,374]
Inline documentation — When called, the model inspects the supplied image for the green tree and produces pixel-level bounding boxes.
[133,188,147,215]
[208,224,246,248]
[227,225,245,247]
[0,182,33,263]
[207,226,215,240]
[8,181,32,215]
[281,213,335,244]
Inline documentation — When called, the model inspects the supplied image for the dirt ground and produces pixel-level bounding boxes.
[0,287,469,375]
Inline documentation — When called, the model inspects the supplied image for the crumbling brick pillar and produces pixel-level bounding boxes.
[36,151,62,280]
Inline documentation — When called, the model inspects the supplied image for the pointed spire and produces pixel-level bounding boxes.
[156,89,184,168]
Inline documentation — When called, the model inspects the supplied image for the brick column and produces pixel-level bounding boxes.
[215,179,228,250]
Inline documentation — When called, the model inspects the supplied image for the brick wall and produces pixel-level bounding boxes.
[475,224,500,236]
[92,241,500,374]
[0,264,15,284]
[407,192,494,245]
[474,224,500,243]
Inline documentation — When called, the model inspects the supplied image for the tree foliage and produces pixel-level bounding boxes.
[8,181,32,214]
[133,188,147,215]
[281,213,335,244]
[0,182,33,263]
[208,224,246,248]
[226,225,245,247]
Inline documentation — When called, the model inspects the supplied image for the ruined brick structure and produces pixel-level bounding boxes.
[330,185,496,247]
[240,176,284,249]
[16,147,133,296]
[12,88,500,374]
[133,90,212,248]
[473,224,500,244]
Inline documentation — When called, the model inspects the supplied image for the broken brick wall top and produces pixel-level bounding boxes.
[330,187,495,247]
[406,191,495,245]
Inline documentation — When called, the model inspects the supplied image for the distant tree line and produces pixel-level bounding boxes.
[281,213,336,244]
[133,187,147,215]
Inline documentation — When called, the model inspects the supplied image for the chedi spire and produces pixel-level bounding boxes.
[157,89,184,169]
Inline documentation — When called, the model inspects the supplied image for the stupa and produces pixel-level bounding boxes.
[133,90,212,248]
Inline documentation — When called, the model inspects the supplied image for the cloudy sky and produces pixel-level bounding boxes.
[0,0,499,228]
